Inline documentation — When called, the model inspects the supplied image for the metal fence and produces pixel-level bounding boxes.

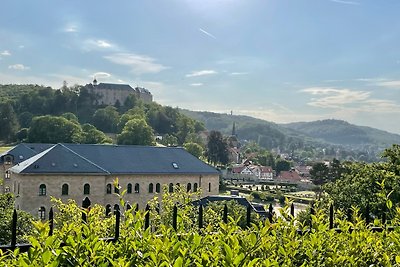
[0,197,396,253]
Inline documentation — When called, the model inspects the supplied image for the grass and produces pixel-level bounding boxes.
[0,146,12,153]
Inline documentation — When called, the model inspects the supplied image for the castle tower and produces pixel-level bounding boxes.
[93,77,98,86]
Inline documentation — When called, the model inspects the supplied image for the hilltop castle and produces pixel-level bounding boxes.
[85,78,153,106]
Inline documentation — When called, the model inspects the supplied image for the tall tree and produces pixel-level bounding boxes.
[117,118,155,145]
[206,130,229,166]
[184,142,204,158]
[0,102,20,142]
[28,115,83,143]
[91,106,120,133]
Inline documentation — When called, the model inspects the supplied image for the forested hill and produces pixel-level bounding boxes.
[281,119,400,146]
[181,110,400,150]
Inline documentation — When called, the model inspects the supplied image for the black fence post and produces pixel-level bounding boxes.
[290,203,295,217]
[114,209,120,241]
[173,205,177,231]
[223,204,228,224]
[11,209,17,249]
[347,208,352,223]
[49,207,54,236]
[82,197,91,223]
[268,204,273,223]
[198,204,203,229]
[145,205,150,230]
[246,205,251,228]
[329,204,334,229]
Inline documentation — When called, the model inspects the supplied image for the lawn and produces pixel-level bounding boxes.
[0,146,12,153]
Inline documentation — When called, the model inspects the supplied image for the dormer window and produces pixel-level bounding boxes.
[172,162,179,169]
[4,155,12,165]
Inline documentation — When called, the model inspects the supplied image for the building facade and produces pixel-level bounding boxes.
[6,143,219,218]
[86,79,153,106]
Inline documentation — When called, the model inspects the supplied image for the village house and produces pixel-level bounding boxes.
[3,143,219,218]
[231,164,274,182]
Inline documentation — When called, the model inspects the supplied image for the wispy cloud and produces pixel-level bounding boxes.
[8,64,30,70]
[230,72,248,76]
[83,39,116,51]
[190,83,203,87]
[65,25,78,33]
[199,28,217,39]
[91,72,111,79]
[1,50,11,56]
[186,70,217,77]
[302,87,370,108]
[375,80,400,89]
[329,0,360,5]
[104,53,169,74]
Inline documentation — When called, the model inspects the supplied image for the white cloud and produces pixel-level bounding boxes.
[302,87,370,108]
[199,28,217,39]
[8,64,30,70]
[375,80,400,89]
[186,70,217,77]
[65,26,78,33]
[104,53,169,74]
[329,0,360,5]
[190,83,203,86]
[83,39,116,51]
[91,72,111,79]
[230,72,248,76]
[1,50,11,56]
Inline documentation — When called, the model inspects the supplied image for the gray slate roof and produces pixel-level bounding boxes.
[96,83,135,92]
[0,143,54,164]
[10,143,219,175]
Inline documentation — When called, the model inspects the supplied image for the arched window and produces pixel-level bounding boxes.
[105,204,111,216]
[194,183,198,192]
[114,184,120,194]
[84,183,90,195]
[208,182,211,192]
[187,183,192,192]
[149,183,154,193]
[62,184,69,195]
[127,183,132,194]
[169,183,174,193]
[156,183,161,193]
[39,184,46,196]
[106,184,112,194]
[38,206,46,220]
[134,183,140,193]
[5,170,10,179]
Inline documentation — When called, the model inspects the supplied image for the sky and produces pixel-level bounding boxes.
[1,0,400,134]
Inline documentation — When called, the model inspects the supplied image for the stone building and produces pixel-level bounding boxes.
[0,143,53,194]
[5,143,219,219]
[86,79,153,106]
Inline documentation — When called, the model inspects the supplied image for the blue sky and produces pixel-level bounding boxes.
[1,0,400,134]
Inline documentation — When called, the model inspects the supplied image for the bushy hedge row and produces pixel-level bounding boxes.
[2,198,400,266]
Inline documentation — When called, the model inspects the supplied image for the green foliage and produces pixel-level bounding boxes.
[117,118,155,145]
[27,115,83,143]
[4,192,400,265]
[0,102,19,142]
[275,158,291,173]
[206,130,229,166]
[81,123,112,144]
[0,193,35,244]
[183,142,204,158]
[91,106,120,133]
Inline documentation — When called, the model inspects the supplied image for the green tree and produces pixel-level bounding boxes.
[28,115,83,143]
[160,134,178,147]
[117,118,155,145]
[184,142,204,158]
[92,106,120,133]
[0,193,35,244]
[275,159,291,173]
[206,130,229,166]
[81,123,112,144]
[310,162,330,186]
[0,102,20,142]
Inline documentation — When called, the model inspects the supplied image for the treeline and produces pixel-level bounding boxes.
[0,84,205,148]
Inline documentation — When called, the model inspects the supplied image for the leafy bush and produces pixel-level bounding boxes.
[3,186,400,266]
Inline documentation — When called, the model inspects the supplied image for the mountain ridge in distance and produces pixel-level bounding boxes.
[181,109,400,148]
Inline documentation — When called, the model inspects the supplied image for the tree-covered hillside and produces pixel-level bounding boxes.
[282,119,400,146]
[0,84,205,149]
